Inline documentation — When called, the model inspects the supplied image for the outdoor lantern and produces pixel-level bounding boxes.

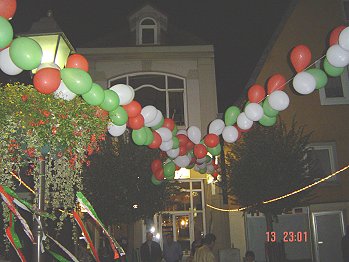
[18,10,75,72]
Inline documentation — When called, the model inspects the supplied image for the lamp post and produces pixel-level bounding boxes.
[19,10,74,262]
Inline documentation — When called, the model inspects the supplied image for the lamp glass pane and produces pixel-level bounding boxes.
[28,35,58,65]
[55,38,71,69]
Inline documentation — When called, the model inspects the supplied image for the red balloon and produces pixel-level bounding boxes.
[267,74,286,94]
[212,172,219,179]
[248,84,266,103]
[194,144,207,159]
[204,134,219,148]
[123,101,142,118]
[177,134,189,147]
[0,0,16,20]
[236,125,250,133]
[151,159,162,173]
[186,141,195,151]
[329,25,346,46]
[33,68,60,94]
[148,131,162,149]
[127,114,144,130]
[66,54,89,72]
[163,118,175,131]
[154,168,164,181]
[175,165,181,171]
[290,45,312,73]
[179,146,187,156]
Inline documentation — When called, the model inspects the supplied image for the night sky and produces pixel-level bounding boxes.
[11,0,292,113]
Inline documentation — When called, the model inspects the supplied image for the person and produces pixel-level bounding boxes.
[163,233,183,262]
[342,225,349,262]
[140,232,162,262]
[190,231,203,257]
[245,250,256,262]
[193,233,216,262]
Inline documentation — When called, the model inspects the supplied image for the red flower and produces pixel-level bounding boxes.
[52,126,57,135]
[86,160,91,167]
[42,110,50,117]
[21,95,28,102]
[90,134,96,143]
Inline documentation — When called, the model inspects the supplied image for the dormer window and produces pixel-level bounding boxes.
[139,18,157,45]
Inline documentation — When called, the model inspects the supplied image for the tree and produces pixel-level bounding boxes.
[83,132,175,226]
[226,119,318,231]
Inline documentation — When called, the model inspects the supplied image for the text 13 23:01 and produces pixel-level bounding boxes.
[266,231,308,242]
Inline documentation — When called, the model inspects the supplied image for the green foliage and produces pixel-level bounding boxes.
[226,118,317,217]
[83,133,175,225]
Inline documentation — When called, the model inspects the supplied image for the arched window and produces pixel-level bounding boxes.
[139,18,157,45]
[109,73,187,127]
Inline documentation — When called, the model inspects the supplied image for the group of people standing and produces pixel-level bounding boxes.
[140,232,217,262]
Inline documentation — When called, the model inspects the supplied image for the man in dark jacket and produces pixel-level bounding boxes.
[140,232,162,262]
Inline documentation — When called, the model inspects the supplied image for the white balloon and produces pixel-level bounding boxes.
[293,72,316,95]
[222,126,239,143]
[54,81,77,101]
[109,84,135,105]
[209,119,225,136]
[0,48,23,75]
[37,63,60,71]
[174,155,191,168]
[244,103,264,121]
[196,157,207,164]
[107,122,126,137]
[141,105,158,124]
[237,112,253,130]
[160,139,173,151]
[167,148,180,159]
[156,127,172,142]
[268,90,290,111]
[326,44,349,67]
[339,27,349,51]
[187,126,201,144]
[146,110,163,127]
[206,164,214,174]
[176,129,187,136]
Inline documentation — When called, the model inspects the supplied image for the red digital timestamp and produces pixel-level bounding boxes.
[266,231,308,242]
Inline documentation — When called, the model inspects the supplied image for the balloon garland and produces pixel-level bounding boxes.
[1,2,349,187]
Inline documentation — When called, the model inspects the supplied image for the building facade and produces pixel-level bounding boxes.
[78,4,231,261]
[229,0,349,261]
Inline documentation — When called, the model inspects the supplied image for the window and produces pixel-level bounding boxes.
[317,62,349,105]
[342,0,349,22]
[109,73,187,127]
[308,142,338,182]
[139,18,157,45]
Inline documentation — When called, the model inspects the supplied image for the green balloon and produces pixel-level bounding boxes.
[199,168,207,174]
[61,68,92,95]
[172,125,178,136]
[205,155,212,163]
[151,175,162,185]
[0,17,13,49]
[132,127,147,146]
[9,37,42,70]
[100,90,120,111]
[151,117,164,130]
[109,106,128,126]
[323,58,344,77]
[207,144,221,156]
[164,161,176,179]
[263,98,279,117]
[188,149,194,158]
[144,127,154,146]
[306,68,328,89]
[82,83,105,105]
[186,163,195,169]
[172,137,179,149]
[259,114,277,127]
[224,106,240,125]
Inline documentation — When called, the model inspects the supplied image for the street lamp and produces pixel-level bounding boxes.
[19,10,75,72]
[18,10,75,262]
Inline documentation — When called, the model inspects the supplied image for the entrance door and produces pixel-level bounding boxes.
[313,211,345,262]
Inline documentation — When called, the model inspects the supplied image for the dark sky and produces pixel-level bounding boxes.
[11,0,292,113]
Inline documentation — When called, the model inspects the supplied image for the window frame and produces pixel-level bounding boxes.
[108,72,188,128]
[308,142,339,183]
[315,61,349,105]
[138,17,158,45]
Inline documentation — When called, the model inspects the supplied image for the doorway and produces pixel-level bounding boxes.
[312,211,345,262]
